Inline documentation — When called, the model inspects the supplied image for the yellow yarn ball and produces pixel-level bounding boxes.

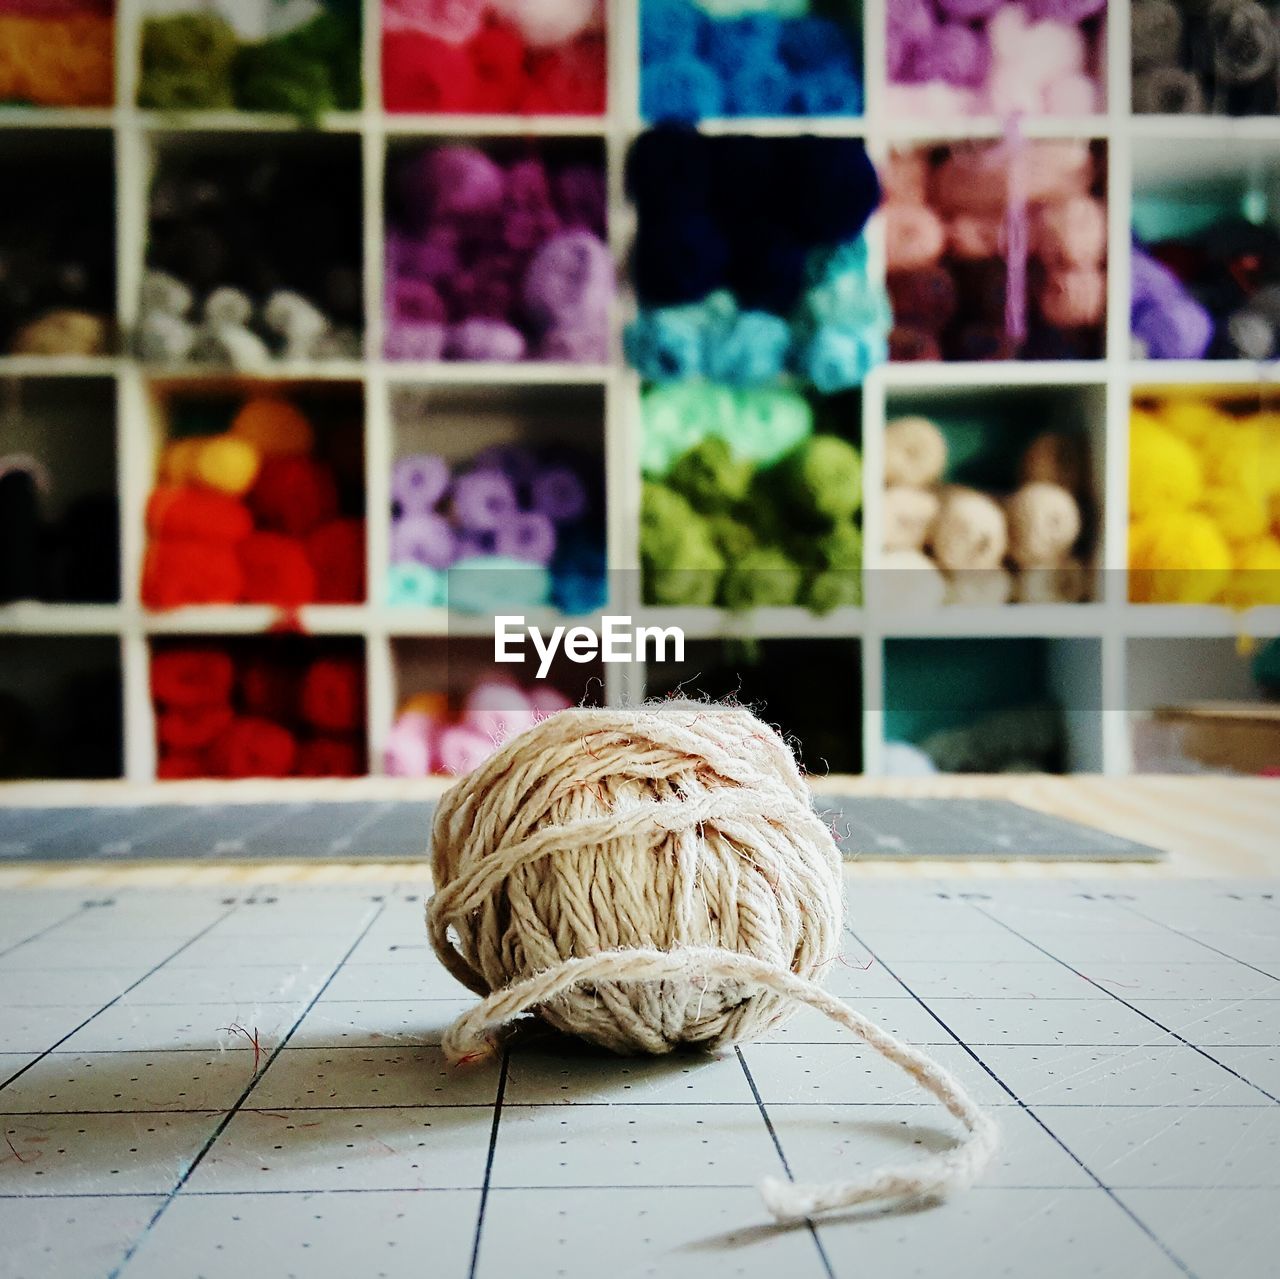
[194,436,261,496]
[1129,512,1231,604]
[231,397,315,457]
[1222,537,1280,609]
[1202,484,1268,544]
[1130,411,1202,520]
[1198,420,1266,502]
[1159,399,1220,446]
[160,437,210,484]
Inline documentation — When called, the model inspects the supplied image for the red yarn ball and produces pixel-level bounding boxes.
[250,457,339,538]
[207,717,298,779]
[158,704,234,752]
[239,657,299,722]
[239,532,318,607]
[157,753,207,781]
[147,486,252,543]
[142,540,243,609]
[470,19,529,112]
[307,519,366,604]
[383,31,480,112]
[301,657,365,733]
[523,36,605,114]
[295,736,364,777]
[151,648,235,709]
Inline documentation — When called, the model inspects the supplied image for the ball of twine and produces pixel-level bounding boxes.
[427,700,997,1221]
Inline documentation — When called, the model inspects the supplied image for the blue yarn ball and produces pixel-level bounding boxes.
[794,326,885,394]
[790,65,863,116]
[552,535,608,615]
[633,210,731,306]
[626,126,712,213]
[780,138,880,246]
[778,17,856,71]
[709,135,780,218]
[624,307,707,382]
[705,310,791,386]
[642,56,725,122]
[387,562,446,608]
[702,14,783,79]
[724,60,793,115]
[641,0,706,65]
[806,238,869,287]
[730,226,809,315]
[448,555,551,614]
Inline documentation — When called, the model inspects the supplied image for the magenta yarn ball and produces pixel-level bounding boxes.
[413,146,506,222]
[523,230,613,326]
[447,318,528,361]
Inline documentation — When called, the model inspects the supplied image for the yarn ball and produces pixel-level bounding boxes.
[1005,482,1082,568]
[1131,0,1183,71]
[1020,431,1086,492]
[930,487,1008,572]
[885,416,947,489]
[231,397,315,457]
[944,566,1016,607]
[885,203,946,274]
[878,549,948,612]
[489,0,596,48]
[426,700,843,1057]
[1129,411,1203,520]
[779,435,862,524]
[883,486,941,553]
[1130,512,1232,604]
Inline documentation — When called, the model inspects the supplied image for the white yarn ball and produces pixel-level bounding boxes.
[490,0,596,47]
[885,416,948,488]
[428,702,843,1057]
[877,549,947,612]
[882,741,938,778]
[883,486,940,553]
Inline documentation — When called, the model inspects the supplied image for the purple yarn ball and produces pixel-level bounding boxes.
[552,165,607,237]
[446,318,527,361]
[397,226,462,282]
[392,454,450,515]
[494,512,557,565]
[1130,247,1184,307]
[453,468,519,531]
[909,22,990,88]
[393,278,447,325]
[456,529,496,558]
[888,0,936,43]
[523,230,613,328]
[505,156,554,213]
[1133,296,1214,360]
[384,322,447,361]
[503,207,563,254]
[471,444,541,485]
[391,512,457,569]
[531,464,589,524]
[537,325,610,363]
[403,146,505,224]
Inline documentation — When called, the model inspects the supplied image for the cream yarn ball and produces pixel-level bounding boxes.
[428,701,843,1057]
[427,702,997,1222]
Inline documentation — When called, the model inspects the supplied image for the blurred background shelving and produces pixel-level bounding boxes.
[2,1,1279,781]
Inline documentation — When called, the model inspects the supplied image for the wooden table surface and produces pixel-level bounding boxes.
[1,774,1277,886]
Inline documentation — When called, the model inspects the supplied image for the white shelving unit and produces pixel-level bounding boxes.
[1,0,1278,782]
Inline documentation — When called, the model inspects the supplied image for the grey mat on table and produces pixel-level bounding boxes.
[0,797,1164,863]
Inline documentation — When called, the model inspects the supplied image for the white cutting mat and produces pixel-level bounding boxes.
[1,878,1278,1279]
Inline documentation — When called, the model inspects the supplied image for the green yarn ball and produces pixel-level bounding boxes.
[667,437,754,515]
[707,513,757,562]
[641,385,728,478]
[719,547,803,612]
[815,520,862,571]
[234,44,335,120]
[778,434,862,525]
[641,483,724,606]
[138,67,235,111]
[139,14,237,109]
[803,569,862,614]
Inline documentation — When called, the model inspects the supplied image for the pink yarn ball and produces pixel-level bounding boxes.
[985,64,1047,116]
[383,0,486,44]
[1033,195,1106,270]
[1043,72,1098,114]
[1039,268,1105,328]
[463,680,537,745]
[447,318,528,361]
[885,202,947,273]
[538,325,609,363]
[908,22,990,89]
[883,151,929,205]
[384,712,435,777]
[503,207,563,254]
[530,685,573,718]
[436,723,496,775]
[935,0,1002,18]
[489,0,596,48]
[948,214,1006,261]
[393,278,448,324]
[505,156,555,212]
[522,230,613,327]
[884,82,979,119]
[1023,141,1093,204]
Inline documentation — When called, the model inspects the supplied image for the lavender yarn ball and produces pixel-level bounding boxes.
[446,319,527,362]
[909,23,989,88]
[531,464,589,524]
[523,230,613,328]
[1133,295,1214,359]
[471,444,541,486]
[392,455,450,515]
[402,147,505,224]
[453,468,519,532]
[494,512,558,565]
[385,323,447,361]
[1130,246,1184,307]
[455,530,496,559]
[538,326,610,363]
[392,512,457,570]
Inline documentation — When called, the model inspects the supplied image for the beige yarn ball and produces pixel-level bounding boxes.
[1006,481,1082,569]
[885,416,947,488]
[883,485,941,552]
[1016,558,1090,604]
[428,701,843,1058]
[1019,429,1086,492]
[930,486,1008,571]
[944,566,1014,607]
